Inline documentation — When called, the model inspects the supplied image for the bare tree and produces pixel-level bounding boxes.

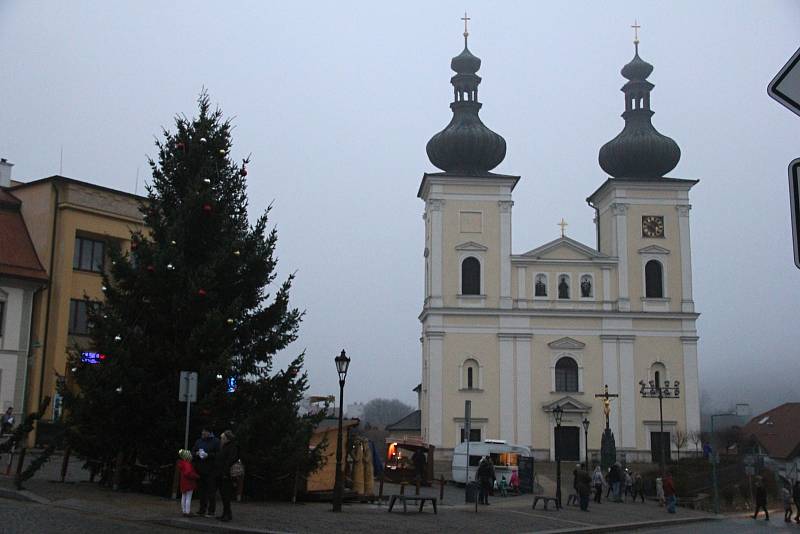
[671,428,689,462]
[689,430,702,455]
[362,398,414,429]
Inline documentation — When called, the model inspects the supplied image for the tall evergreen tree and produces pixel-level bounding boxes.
[62,93,322,494]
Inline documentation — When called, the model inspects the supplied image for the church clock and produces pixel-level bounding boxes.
[642,215,665,238]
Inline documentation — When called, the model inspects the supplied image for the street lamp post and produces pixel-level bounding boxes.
[332,349,351,513]
[639,379,680,479]
[582,417,590,468]
[553,405,564,509]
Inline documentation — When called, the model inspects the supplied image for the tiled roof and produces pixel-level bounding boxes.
[740,402,800,460]
[0,188,48,282]
[385,410,421,432]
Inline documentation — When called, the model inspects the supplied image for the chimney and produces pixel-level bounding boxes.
[0,159,13,188]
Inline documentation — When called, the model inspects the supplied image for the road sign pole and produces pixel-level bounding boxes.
[184,373,191,450]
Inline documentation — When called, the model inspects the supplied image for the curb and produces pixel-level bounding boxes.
[151,518,293,534]
[0,486,51,505]
[534,514,721,533]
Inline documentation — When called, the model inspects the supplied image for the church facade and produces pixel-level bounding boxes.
[418,31,701,464]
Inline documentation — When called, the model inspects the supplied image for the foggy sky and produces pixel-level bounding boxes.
[2,1,799,415]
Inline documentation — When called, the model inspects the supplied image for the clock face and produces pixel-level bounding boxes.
[642,216,665,238]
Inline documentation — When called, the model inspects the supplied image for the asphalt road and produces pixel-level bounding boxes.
[0,499,180,534]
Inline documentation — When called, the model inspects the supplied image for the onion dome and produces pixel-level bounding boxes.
[598,42,680,179]
[426,30,506,174]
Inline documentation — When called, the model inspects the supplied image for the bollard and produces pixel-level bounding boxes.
[60,446,71,482]
[440,475,445,502]
[378,473,384,506]
[170,462,180,499]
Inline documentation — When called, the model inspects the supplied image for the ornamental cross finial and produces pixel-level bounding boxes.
[461,11,470,40]
[558,218,568,238]
[631,19,641,49]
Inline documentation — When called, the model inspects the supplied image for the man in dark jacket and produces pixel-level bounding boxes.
[192,429,220,516]
[475,457,495,505]
[753,477,769,520]
[793,480,800,523]
[576,464,592,511]
[213,430,240,522]
[411,449,427,484]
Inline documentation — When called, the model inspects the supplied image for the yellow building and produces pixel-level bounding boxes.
[420,35,700,468]
[8,175,144,436]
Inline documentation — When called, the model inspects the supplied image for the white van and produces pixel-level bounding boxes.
[451,439,532,484]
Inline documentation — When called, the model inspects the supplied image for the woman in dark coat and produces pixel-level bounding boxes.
[576,464,592,511]
[475,457,495,505]
[213,430,240,522]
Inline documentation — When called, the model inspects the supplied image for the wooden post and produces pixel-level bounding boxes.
[378,472,384,506]
[112,451,124,491]
[236,474,245,502]
[60,446,71,482]
[440,475,445,502]
[170,461,180,499]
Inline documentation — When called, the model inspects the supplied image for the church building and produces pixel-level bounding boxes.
[418,27,701,464]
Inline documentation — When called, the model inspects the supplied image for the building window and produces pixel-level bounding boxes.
[461,257,481,295]
[535,274,547,297]
[462,358,480,390]
[73,236,106,273]
[651,362,667,387]
[460,427,482,443]
[580,275,593,298]
[69,299,98,335]
[558,274,570,299]
[555,357,579,392]
[645,260,664,298]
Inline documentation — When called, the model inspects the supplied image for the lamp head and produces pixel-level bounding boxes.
[553,405,564,426]
[335,349,350,385]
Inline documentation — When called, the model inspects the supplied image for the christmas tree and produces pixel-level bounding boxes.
[62,93,324,495]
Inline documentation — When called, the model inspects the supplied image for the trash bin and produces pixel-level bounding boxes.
[465,481,480,503]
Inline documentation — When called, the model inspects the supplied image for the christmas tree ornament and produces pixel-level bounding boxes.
[130,241,138,250]
[219,149,226,155]
[167,263,174,270]
[103,314,108,319]
[203,178,211,184]
[176,142,185,150]
[200,137,207,143]
[202,203,212,213]
[240,166,248,177]
[111,260,116,265]
[146,265,155,272]
[233,250,241,256]
[115,386,123,393]
[114,335,122,341]
[226,318,235,325]
[170,240,177,246]
[101,285,107,292]
[216,373,223,379]
[197,288,207,297]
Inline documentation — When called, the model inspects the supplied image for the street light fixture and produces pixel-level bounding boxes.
[639,378,680,478]
[581,417,590,468]
[332,349,351,513]
[553,405,564,509]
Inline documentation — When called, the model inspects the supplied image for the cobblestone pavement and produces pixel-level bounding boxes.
[0,453,717,533]
[634,511,798,533]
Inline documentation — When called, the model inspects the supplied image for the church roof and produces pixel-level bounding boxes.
[514,236,612,263]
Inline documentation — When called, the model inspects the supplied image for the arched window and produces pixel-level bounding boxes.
[651,362,667,388]
[461,257,481,295]
[558,275,570,299]
[462,358,479,390]
[645,260,664,298]
[580,275,593,298]
[535,274,548,297]
[555,357,579,392]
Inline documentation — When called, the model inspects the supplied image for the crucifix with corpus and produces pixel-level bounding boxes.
[594,384,619,430]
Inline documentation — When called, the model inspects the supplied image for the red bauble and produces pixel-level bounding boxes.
[197,288,207,297]
[176,142,185,150]
[240,166,247,177]
[202,203,212,213]
[130,241,138,250]
[146,265,155,273]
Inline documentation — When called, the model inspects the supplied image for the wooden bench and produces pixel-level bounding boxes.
[387,495,438,514]
[532,495,559,510]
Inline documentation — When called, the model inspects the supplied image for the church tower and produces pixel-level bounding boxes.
[419,24,520,447]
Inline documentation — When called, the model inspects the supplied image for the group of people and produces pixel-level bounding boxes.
[473,456,521,504]
[176,428,240,522]
[776,478,800,522]
[577,463,677,513]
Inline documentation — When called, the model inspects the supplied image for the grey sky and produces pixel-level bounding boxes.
[2,1,799,413]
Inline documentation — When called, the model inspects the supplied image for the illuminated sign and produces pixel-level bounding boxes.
[81,352,107,364]
[227,377,237,393]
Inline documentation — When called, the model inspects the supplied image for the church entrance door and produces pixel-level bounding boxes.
[650,432,671,463]
[556,426,580,462]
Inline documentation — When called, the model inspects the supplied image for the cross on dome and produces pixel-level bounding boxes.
[558,218,568,238]
[461,11,470,40]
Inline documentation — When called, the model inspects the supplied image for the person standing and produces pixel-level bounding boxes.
[753,477,769,520]
[609,463,622,502]
[192,428,220,517]
[782,483,793,522]
[633,472,645,503]
[592,466,605,504]
[475,456,494,505]
[411,448,427,485]
[623,469,633,502]
[177,449,199,517]
[663,472,677,514]
[213,430,240,522]
[656,477,665,506]
[793,479,800,523]
[576,464,592,511]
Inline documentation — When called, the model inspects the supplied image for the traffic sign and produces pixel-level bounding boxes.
[790,159,800,269]
[179,371,197,402]
[769,47,800,117]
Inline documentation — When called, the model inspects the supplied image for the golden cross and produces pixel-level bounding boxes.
[558,218,568,238]
[461,11,470,38]
[631,19,641,45]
